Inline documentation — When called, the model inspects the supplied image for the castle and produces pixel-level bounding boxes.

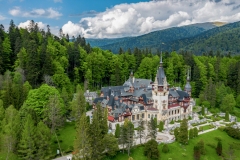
[93,55,193,128]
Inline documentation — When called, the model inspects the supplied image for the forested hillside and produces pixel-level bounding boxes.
[99,24,210,53]
[0,20,240,159]
[169,21,240,55]
[98,21,240,55]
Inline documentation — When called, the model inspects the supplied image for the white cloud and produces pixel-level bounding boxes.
[18,20,60,35]
[9,7,62,19]
[61,0,240,38]
[18,20,46,29]
[0,15,6,20]
[54,0,62,3]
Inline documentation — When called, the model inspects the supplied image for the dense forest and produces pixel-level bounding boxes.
[0,20,240,159]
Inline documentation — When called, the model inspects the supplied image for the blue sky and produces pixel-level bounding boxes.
[0,0,240,38]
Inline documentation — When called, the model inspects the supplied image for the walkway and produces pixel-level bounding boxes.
[53,155,72,160]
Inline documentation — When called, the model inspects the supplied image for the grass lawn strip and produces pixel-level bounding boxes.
[110,129,240,160]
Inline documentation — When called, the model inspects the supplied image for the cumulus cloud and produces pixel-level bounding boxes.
[62,0,240,38]
[9,7,62,19]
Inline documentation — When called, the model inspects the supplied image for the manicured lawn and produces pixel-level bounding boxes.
[110,129,240,160]
[51,122,76,157]
[201,125,214,131]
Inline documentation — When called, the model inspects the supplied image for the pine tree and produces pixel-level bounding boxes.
[178,119,188,144]
[216,140,222,156]
[73,114,91,160]
[115,124,120,138]
[18,114,36,160]
[35,121,52,160]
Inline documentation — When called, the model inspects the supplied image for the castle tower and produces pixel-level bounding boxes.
[152,53,169,120]
[184,67,192,97]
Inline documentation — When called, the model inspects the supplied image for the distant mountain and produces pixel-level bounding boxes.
[86,37,132,47]
[87,22,221,53]
[162,21,240,55]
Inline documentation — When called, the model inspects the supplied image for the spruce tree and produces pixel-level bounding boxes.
[119,125,127,153]
[137,119,145,144]
[201,105,205,115]
[73,114,91,160]
[216,140,222,156]
[35,121,52,160]
[71,85,86,123]
[1,105,21,158]
[178,119,188,144]
[162,143,169,153]
[102,133,119,157]
[174,127,179,141]
[193,145,201,160]
[18,114,36,160]
[159,121,164,132]
[189,128,194,139]
[124,119,134,157]
[115,123,120,138]
[89,103,107,160]
[144,139,160,160]
[197,139,205,155]
[148,117,157,139]
[193,127,198,137]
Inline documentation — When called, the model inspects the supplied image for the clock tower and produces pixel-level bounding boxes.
[152,53,169,121]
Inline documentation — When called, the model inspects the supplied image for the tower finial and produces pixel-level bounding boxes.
[160,51,163,67]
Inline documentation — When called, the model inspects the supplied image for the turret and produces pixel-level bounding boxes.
[130,70,135,84]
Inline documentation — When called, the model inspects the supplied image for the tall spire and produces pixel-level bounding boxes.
[130,70,133,77]
[160,51,163,67]
[184,67,191,92]
[187,67,190,81]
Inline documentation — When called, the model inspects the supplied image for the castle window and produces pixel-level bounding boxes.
[148,114,150,118]
[142,113,144,118]
[132,115,135,121]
